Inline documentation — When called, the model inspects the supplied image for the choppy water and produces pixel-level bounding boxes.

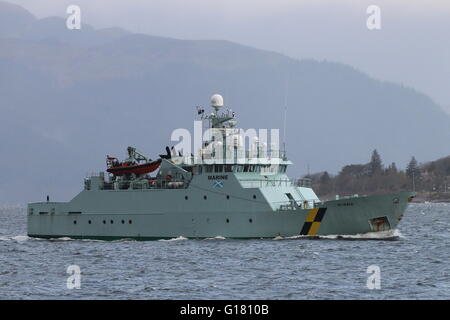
[0,203,449,299]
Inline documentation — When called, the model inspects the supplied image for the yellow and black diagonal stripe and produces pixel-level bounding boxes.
[300,207,327,236]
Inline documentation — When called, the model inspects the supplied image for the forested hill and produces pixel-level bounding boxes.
[1,1,449,203]
[306,151,450,201]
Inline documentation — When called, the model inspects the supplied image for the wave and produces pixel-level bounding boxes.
[111,238,137,242]
[204,236,226,240]
[50,237,75,241]
[316,229,401,240]
[0,235,41,242]
[158,236,188,242]
[0,235,76,242]
[12,235,32,241]
[1,230,401,243]
[274,229,401,241]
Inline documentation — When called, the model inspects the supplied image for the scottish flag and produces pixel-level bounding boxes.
[213,180,224,188]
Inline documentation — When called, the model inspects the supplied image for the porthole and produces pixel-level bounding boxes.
[226,195,230,199]
[88,220,92,224]
[73,220,77,225]
[253,195,256,199]
[129,220,132,224]
[121,220,125,224]
[185,196,188,200]
[110,220,114,224]
[226,218,230,223]
[249,218,253,223]
[103,220,106,224]
[204,195,207,200]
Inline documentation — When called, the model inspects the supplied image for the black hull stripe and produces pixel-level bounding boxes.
[300,208,327,235]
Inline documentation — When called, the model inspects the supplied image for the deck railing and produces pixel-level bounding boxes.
[238,178,312,188]
[101,179,189,191]
[273,199,322,211]
[238,179,295,188]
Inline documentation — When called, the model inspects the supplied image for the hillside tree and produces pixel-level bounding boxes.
[369,149,383,176]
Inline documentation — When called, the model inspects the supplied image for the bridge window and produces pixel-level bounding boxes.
[205,165,213,173]
[233,165,244,172]
[191,165,202,175]
[182,166,193,173]
[214,165,223,172]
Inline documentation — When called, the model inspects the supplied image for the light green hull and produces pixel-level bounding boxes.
[27,171,413,240]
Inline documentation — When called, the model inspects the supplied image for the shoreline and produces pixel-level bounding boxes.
[318,192,450,204]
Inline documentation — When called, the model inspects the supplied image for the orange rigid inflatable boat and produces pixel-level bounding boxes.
[106,158,162,176]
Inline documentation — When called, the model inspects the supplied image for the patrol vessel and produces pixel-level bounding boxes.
[27,94,414,240]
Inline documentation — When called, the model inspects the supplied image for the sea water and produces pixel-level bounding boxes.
[0,203,448,299]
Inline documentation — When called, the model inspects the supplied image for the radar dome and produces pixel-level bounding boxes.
[211,94,224,109]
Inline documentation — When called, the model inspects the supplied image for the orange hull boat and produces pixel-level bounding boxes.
[107,159,161,176]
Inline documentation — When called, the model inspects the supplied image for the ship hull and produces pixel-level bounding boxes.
[27,191,413,240]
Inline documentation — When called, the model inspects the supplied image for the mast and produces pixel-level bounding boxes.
[282,72,289,160]
[200,94,236,163]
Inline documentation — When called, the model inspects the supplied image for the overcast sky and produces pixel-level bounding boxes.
[7,0,450,112]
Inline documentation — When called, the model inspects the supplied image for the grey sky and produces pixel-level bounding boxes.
[7,0,450,112]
